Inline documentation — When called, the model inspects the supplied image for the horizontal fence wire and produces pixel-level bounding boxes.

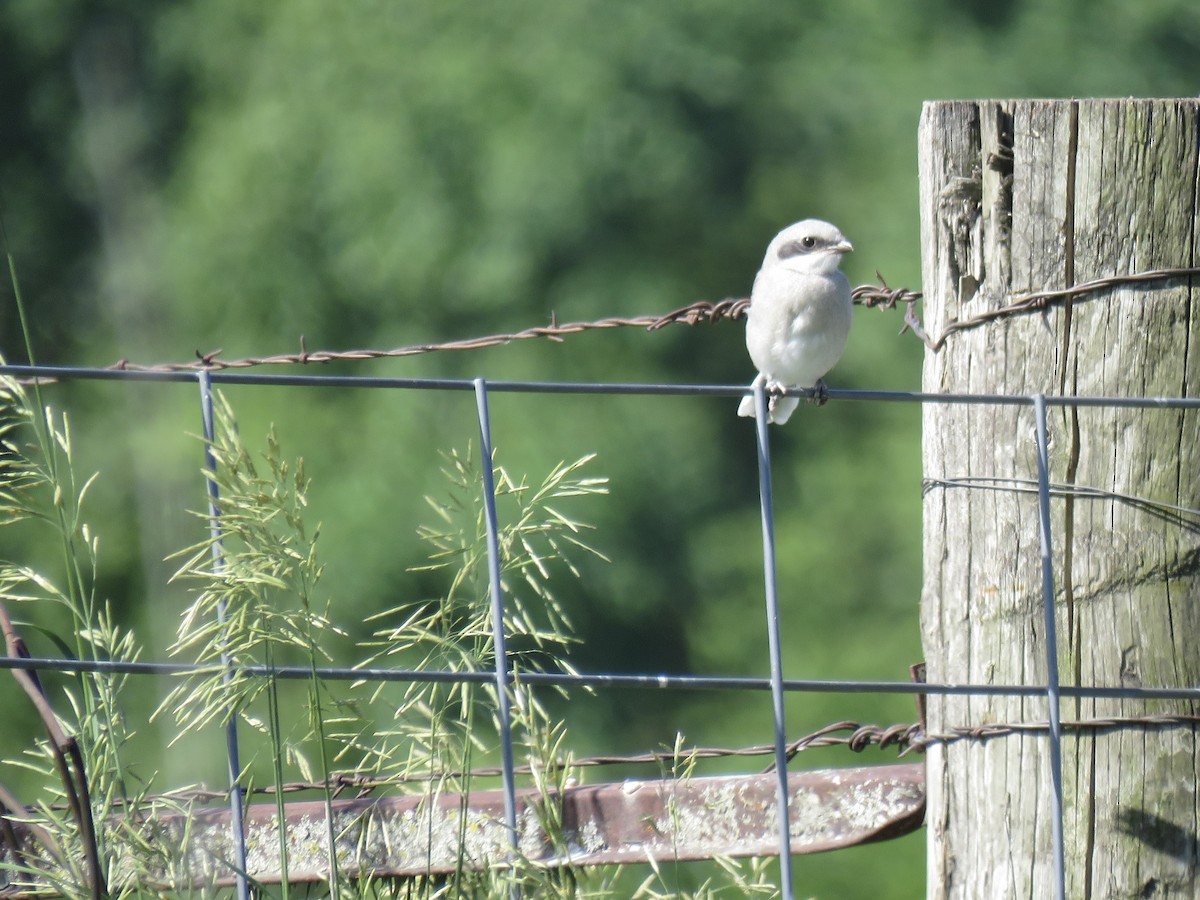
[4,654,1200,700]
[4,363,1200,409]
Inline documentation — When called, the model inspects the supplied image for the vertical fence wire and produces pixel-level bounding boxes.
[1033,394,1066,900]
[752,381,796,900]
[197,370,251,900]
[473,378,521,893]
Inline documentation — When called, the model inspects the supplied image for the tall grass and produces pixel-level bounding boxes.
[0,363,779,897]
[0,365,177,896]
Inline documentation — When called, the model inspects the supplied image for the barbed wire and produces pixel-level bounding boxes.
[71,709,1200,812]
[92,266,1199,374]
[98,284,917,373]
[922,266,1200,351]
[3,262,1197,882]
[921,712,1200,746]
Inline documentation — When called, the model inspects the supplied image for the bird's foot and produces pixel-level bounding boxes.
[765,381,786,415]
[765,383,801,425]
[810,378,829,407]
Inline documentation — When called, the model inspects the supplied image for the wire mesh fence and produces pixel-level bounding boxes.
[0,358,1197,899]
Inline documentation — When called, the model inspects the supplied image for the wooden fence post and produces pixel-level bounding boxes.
[919,99,1200,898]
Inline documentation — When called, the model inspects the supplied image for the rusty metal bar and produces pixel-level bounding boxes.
[32,763,920,889]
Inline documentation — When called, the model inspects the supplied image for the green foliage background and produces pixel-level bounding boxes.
[2,1,1199,896]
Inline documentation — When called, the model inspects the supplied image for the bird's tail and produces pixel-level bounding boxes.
[767,396,799,424]
[737,374,765,419]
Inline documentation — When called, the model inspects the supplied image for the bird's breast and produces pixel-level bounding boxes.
[744,270,852,388]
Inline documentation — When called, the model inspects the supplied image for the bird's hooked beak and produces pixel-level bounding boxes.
[833,239,854,255]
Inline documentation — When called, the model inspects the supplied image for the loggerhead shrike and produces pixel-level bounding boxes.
[736,219,854,425]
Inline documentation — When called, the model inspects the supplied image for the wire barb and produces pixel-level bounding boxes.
[34,708,1200,813]
[88,265,1200,373]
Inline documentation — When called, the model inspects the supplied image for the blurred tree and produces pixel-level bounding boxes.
[3,0,1200,895]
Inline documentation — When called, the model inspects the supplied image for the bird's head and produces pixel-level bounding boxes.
[762,219,853,277]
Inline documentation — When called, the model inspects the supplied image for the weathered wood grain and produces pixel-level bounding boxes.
[920,99,1200,899]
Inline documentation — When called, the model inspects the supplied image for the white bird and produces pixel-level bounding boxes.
[736,219,854,425]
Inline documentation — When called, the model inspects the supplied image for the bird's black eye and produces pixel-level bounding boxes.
[778,236,820,259]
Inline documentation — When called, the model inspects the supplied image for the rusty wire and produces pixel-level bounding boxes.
[82,720,922,808]
[917,711,1200,748]
[920,265,1200,351]
[95,283,922,373]
[88,264,1199,375]
[2,261,1197,880]
[108,314,670,372]
[65,709,1200,812]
